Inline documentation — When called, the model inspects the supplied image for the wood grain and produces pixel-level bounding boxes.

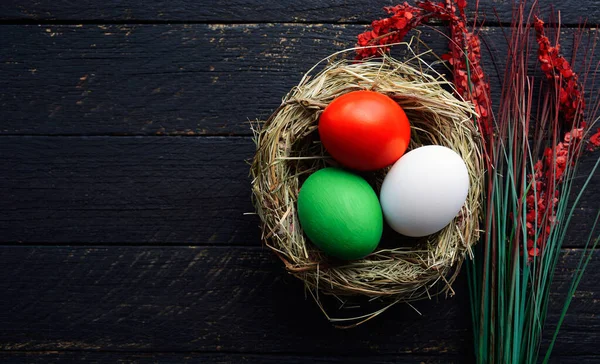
[0,0,599,24]
[0,23,360,136]
[0,246,597,357]
[0,246,471,354]
[1,24,597,136]
[1,352,598,363]
[0,23,413,136]
[0,136,597,246]
[0,352,468,363]
[0,136,260,245]
[1,1,599,361]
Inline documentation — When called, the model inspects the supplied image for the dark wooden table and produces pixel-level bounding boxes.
[1,1,599,363]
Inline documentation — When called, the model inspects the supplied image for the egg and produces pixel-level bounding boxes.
[297,167,383,260]
[380,145,469,237]
[318,90,411,171]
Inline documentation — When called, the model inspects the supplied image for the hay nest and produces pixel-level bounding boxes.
[250,46,484,326]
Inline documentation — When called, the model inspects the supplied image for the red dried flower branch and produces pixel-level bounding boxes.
[525,127,585,258]
[356,1,493,141]
[356,5,596,263]
[356,3,424,59]
[590,129,600,150]
[525,16,597,260]
[534,16,585,129]
[443,0,493,141]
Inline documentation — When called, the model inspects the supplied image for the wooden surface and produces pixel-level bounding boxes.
[0,1,599,363]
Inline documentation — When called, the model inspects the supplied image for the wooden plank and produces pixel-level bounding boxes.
[0,23,361,136]
[0,246,597,356]
[0,136,260,245]
[0,352,468,363]
[0,0,598,24]
[544,248,600,355]
[0,137,597,246]
[0,246,472,354]
[1,24,597,136]
[1,352,598,364]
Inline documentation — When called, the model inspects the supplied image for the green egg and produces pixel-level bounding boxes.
[297,167,383,260]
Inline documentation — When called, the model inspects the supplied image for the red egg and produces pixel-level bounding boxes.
[318,90,411,171]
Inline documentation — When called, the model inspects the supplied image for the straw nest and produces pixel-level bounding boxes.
[250,46,484,326]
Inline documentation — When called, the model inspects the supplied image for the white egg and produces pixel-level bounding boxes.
[380,145,469,237]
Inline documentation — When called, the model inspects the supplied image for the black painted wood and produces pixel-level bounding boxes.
[0,23,360,136]
[0,137,597,246]
[1,25,596,136]
[0,0,599,361]
[0,136,260,245]
[0,23,416,136]
[0,352,469,364]
[0,246,472,354]
[1,352,599,364]
[0,0,599,24]
[2,352,599,363]
[0,246,597,356]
